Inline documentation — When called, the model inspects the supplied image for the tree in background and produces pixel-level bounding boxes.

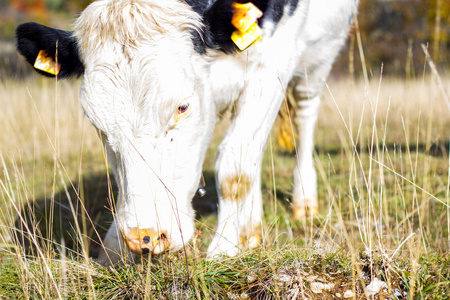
[0,0,48,37]
[10,0,47,16]
[63,0,92,11]
[337,0,449,77]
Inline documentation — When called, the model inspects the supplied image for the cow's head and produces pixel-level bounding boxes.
[16,0,224,255]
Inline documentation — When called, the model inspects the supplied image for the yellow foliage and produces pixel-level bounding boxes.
[274,87,298,153]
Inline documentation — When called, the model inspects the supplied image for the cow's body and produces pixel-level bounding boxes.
[16,0,357,265]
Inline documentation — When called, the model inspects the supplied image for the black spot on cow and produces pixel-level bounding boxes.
[188,0,301,54]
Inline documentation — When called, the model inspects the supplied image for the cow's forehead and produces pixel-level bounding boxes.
[74,0,202,103]
[84,44,196,97]
[73,0,202,58]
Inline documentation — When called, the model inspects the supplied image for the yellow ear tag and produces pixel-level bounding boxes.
[34,50,61,75]
[231,22,262,51]
[231,2,263,51]
[231,2,263,32]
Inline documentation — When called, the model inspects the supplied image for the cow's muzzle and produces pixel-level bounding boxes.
[123,228,169,255]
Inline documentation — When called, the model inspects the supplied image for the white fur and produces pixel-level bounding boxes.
[72,0,357,264]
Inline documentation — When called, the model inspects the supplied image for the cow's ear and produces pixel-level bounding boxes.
[16,22,84,78]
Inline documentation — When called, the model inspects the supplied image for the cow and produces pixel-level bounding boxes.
[16,0,357,265]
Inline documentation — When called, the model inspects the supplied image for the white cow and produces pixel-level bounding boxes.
[16,0,357,265]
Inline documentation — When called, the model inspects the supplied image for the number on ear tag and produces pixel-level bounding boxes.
[231,22,263,51]
[34,50,61,75]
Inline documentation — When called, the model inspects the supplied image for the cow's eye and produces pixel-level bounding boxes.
[177,102,190,114]
[174,99,191,123]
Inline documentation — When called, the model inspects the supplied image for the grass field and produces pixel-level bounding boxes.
[0,66,449,299]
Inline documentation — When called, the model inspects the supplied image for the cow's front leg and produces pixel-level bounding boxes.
[207,73,285,257]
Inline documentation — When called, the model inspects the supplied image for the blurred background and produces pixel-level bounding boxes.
[0,0,449,79]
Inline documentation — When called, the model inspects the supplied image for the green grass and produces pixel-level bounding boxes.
[0,244,448,298]
[0,70,450,298]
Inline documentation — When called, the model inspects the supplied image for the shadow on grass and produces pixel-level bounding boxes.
[14,170,218,259]
[275,140,450,158]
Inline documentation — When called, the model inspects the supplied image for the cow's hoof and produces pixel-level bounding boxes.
[292,205,319,220]
[97,251,119,267]
[239,232,262,249]
[123,228,169,255]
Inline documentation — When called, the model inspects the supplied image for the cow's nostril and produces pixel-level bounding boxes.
[157,233,167,241]
[141,247,150,254]
[143,235,151,244]
[152,233,169,255]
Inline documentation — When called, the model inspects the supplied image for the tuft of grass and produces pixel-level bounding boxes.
[0,246,448,298]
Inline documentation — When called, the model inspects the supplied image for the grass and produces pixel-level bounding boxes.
[0,61,450,299]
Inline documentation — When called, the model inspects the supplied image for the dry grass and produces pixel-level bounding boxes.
[319,75,450,147]
[0,78,98,161]
[0,68,449,298]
